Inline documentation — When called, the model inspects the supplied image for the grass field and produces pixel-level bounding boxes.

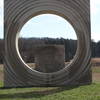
[0,62,100,100]
[92,67,100,73]
[0,83,100,100]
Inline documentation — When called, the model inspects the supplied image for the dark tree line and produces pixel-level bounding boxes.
[91,40,100,57]
[0,39,4,64]
[18,38,77,63]
[0,38,100,64]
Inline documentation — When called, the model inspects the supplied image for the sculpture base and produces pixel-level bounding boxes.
[4,61,92,88]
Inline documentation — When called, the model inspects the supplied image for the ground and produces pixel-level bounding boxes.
[0,64,3,82]
[92,67,100,82]
[0,58,100,100]
[0,66,100,82]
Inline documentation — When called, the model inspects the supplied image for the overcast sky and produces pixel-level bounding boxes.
[20,14,77,39]
[0,0,100,42]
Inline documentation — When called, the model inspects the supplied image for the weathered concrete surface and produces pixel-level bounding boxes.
[34,45,65,73]
[4,0,91,87]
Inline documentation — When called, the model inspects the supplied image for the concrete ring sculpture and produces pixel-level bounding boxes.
[4,0,91,86]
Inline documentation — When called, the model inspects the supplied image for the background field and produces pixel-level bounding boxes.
[0,58,100,100]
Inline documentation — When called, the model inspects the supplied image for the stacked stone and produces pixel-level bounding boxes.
[4,0,91,87]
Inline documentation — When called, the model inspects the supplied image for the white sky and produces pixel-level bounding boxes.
[20,14,77,39]
[0,0,100,42]
[0,0,3,38]
[90,0,100,42]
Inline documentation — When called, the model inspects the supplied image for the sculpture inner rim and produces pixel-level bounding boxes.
[17,13,78,73]
[17,12,78,74]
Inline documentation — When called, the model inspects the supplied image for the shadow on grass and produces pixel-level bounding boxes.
[0,86,78,99]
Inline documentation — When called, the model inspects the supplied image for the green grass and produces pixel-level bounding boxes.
[0,64,3,73]
[0,65,100,100]
[92,67,100,73]
[0,82,100,100]
[0,81,3,87]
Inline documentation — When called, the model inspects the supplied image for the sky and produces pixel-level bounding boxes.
[0,0,3,39]
[20,14,77,39]
[0,0,100,42]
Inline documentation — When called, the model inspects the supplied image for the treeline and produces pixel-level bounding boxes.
[18,38,77,63]
[0,39,4,64]
[91,40,100,57]
[0,38,100,64]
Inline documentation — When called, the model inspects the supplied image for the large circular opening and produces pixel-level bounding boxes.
[18,14,77,73]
